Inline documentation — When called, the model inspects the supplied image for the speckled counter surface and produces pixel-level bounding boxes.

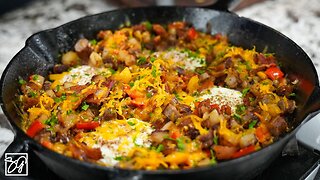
[0,0,319,155]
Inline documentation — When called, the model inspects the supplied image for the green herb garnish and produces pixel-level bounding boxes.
[45,115,58,127]
[81,102,89,111]
[89,39,97,45]
[129,82,135,88]
[18,79,26,85]
[146,92,152,98]
[143,21,152,31]
[213,136,218,145]
[151,66,157,78]
[248,120,258,129]
[109,68,116,75]
[176,138,185,151]
[289,93,296,97]
[150,57,156,63]
[242,88,250,97]
[156,144,164,152]
[137,57,147,65]
[32,74,39,81]
[127,121,135,126]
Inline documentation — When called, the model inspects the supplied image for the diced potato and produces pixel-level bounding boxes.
[113,67,132,84]
[62,51,79,66]
[89,52,103,67]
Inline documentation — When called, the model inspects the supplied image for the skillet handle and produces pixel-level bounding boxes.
[205,0,242,11]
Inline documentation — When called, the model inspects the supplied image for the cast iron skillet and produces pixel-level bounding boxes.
[1,3,320,180]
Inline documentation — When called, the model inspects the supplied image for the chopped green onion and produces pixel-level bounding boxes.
[18,79,26,85]
[45,115,58,127]
[81,102,89,111]
[210,149,217,165]
[32,74,39,81]
[143,21,152,31]
[66,110,73,115]
[150,57,156,63]
[89,39,97,45]
[129,82,135,88]
[242,88,250,97]
[109,68,116,74]
[29,91,37,98]
[289,93,296,97]
[156,144,164,152]
[146,92,152,98]
[114,156,123,161]
[127,121,135,126]
[213,136,218,145]
[137,57,147,65]
[151,66,157,78]
[233,113,242,121]
[177,138,185,151]
[248,120,258,129]
[94,117,99,121]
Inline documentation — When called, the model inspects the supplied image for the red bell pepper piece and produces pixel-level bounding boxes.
[131,97,147,107]
[265,67,284,80]
[170,131,181,139]
[231,145,256,159]
[41,140,53,149]
[76,121,100,130]
[210,104,220,113]
[187,27,197,40]
[26,120,45,138]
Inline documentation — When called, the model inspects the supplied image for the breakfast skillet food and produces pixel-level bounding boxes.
[16,21,297,170]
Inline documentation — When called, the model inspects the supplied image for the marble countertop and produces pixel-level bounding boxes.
[0,0,319,156]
